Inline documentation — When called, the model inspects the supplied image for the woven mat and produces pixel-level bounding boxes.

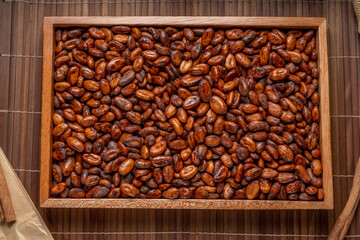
[0,0,359,239]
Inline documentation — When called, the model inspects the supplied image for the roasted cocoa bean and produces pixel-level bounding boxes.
[51,25,323,201]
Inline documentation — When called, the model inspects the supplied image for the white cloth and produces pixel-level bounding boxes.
[354,0,360,33]
[0,148,53,240]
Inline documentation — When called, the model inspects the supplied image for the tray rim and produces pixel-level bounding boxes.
[40,16,333,209]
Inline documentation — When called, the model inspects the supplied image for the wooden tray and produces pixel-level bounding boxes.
[40,17,333,209]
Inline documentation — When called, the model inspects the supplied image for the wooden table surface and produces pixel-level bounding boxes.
[0,0,359,239]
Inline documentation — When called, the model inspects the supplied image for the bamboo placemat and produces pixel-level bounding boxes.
[0,0,359,239]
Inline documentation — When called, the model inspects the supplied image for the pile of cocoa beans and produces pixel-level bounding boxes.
[51,25,323,201]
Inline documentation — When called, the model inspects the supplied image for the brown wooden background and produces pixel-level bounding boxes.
[0,0,359,239]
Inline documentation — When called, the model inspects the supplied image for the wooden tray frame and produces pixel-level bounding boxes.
[40,17,332,209]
